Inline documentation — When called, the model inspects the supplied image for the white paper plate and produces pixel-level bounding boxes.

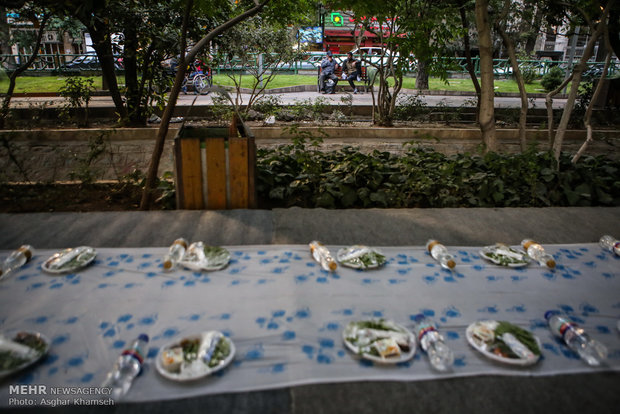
[42,246,97,274]
[343,319,416,364]
[465,320,541,366]
[178,244,231,271]
[0,331,50,378]
[479,244,530,268]
[155,331,235,381]
[336,245,386,269]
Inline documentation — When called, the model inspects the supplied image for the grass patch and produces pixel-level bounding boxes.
[2,73,549,94]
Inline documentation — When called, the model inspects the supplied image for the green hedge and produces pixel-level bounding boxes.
[257,142,620,208]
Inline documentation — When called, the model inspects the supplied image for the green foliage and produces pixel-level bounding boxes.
[257,144,620,209]
[155,171,176,210]
[541,66,565,92]
[210,92,234,122]
[59,76,95,126]
[253,95,282,116]
[519,62,539,84]
[393,94,429,121]
[287,97,329,121]
[68,135,106,184]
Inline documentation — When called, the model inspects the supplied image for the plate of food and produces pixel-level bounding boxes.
[42,246,97,274]
[0,331,50,378]
[479,244,530,267]
[337,245,386,269]
[343,319,416,364]
[178,242,231,272]
[155,331,235,381]
[466,320,541,366]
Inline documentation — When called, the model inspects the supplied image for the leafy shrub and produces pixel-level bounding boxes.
[59,76,95,126]
[541,66,565,92]
[256,143,620,209]
[520,63,538,84]
[253,95,282,116]
[393,94,429,121]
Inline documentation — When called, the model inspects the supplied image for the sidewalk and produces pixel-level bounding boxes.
[6,88,569,109]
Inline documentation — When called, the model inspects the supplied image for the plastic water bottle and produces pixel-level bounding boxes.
[521,239,556,269]
[162,238,188,271]
[545,311,607,366]
[599,235,620,256]
[426,240,455,270]
[309,241,337,272]
[102,334,149,400]
[0,245,34,280]
[414,314,454,371]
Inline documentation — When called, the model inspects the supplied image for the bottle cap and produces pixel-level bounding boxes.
[446,258,456,269]
[138,333,149,343]
[328,260,337,271]
[546,258,556,269]
[544,310,560,320]
[426,240,440,253]
[18,245,33,261]
[173,238,188,249]
[521,239,537,249]
[163,259,173,270]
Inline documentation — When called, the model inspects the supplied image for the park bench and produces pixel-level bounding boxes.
[317,63,371,93]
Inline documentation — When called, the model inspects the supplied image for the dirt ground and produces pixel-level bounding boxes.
[0,183,166,213]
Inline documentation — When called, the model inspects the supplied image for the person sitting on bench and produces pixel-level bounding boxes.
[342,52,361,94]
[319,51,339,94]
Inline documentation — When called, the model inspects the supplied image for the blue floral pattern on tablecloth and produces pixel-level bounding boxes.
[0,244,618,404]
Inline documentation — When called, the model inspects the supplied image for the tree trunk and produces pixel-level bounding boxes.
[122,16,144,126]
[475,0,497,152]
[609,8,620,59]
[524,6,543,55]
[0,14,49,130]
[86,22,128,122]
[545,74,572,148]
[458,0,481,121]
[572,51,612,164]
[551,3,613,165]
[140,0,271,210]
[0,8,14,64]
[415,59,429,90]
[496,25,528,152]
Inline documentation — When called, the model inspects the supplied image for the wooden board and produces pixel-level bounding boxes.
[205,137,227,209]
[228,137,249,208]
[176,138,204,209]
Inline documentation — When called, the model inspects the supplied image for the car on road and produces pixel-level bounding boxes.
[347,47,401,67]
[64,52,123,70]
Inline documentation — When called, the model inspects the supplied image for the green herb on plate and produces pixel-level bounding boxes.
[494,321,541,356]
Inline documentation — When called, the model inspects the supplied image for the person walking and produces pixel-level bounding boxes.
[319,51,339,94]
[342,51,360,94]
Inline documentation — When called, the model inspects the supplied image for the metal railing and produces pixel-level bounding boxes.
[0,53,123,72]
[1,53,618,79]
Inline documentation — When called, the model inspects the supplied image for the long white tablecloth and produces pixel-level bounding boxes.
[0,244,619,405]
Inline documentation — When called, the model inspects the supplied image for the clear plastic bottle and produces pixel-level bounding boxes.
[545,310,607,366]
[0,245,34,280]
[521,239,556,269]
[425,240,455,270]
[414,314,454,371]
[102,334,149,400]
[309,241,337,272]
[162,238,188,271]
[599,235,620,256]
